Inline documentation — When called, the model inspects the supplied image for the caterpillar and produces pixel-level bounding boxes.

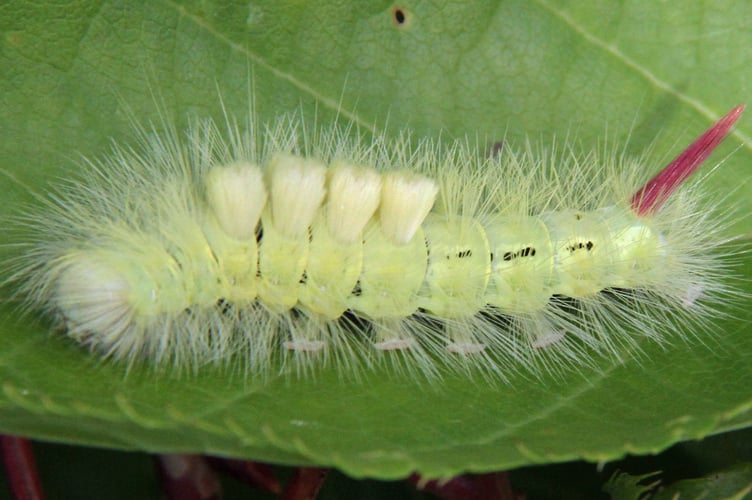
[5,105,746,381]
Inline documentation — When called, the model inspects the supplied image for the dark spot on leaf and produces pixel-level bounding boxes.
[392,6,409,27]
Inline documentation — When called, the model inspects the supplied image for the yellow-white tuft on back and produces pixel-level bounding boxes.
[325,162,383,244]
[379,172,439,245]
[206,161,267,241]
[267,153,327,239]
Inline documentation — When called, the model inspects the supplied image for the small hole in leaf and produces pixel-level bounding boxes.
[392,6,409,27]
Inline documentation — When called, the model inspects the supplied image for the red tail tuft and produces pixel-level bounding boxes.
[631,105,745,216]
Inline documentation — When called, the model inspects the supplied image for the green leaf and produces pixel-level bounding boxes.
[603,470,661,500]
[603,464,752,500]
[654,463,752,500]
[1,0,751,480]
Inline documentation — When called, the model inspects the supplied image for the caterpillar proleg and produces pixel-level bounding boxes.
[6,105,746,380]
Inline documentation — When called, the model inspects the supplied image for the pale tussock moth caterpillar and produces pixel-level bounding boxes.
[4,105,746,381]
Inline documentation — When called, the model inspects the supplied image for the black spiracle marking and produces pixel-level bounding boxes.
[502,246,536,262]
[567,241,594,253]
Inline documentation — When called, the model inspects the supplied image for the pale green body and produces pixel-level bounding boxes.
[122,204,662,322]
[31,118,727,370]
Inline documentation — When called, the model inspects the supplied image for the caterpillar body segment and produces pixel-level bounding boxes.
[13,107,745,378]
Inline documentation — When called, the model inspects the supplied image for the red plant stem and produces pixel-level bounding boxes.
[631,105,745,216]
[155,454,222,500]
[207,457,281,494]
[409,471,516,500]
[281,467,329,500]
[0,435,45,500]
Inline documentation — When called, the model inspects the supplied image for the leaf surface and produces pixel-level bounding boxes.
[1,0,751,479]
